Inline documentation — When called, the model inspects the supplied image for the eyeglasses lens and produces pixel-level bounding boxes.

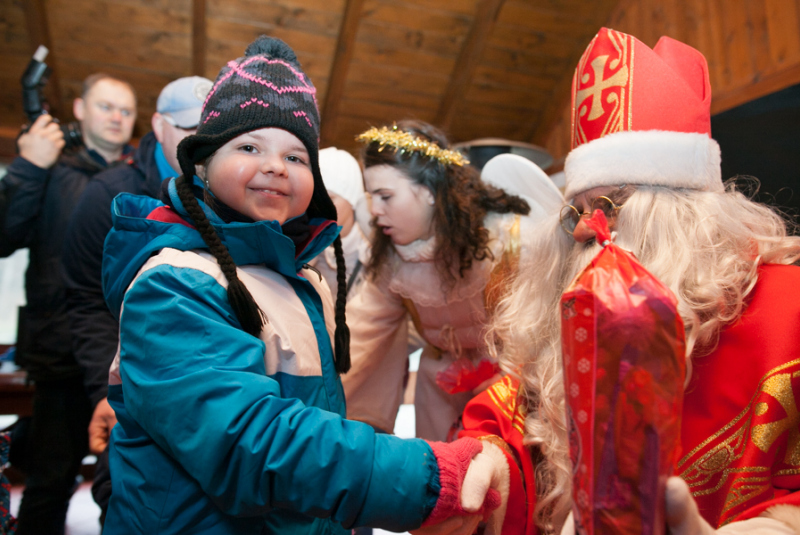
[560,205,580,234]
[591,196,615,219]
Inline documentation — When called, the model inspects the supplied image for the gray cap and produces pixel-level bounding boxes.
[157,76,213,128]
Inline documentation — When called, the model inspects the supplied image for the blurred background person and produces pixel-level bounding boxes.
[61,75,211,525]
[0,73,136,535]
[311,146,368,301]
[342,120,562,442]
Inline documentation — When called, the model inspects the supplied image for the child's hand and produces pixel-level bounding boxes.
[422,438,502,528]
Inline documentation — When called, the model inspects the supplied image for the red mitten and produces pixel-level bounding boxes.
[422,437,502,526]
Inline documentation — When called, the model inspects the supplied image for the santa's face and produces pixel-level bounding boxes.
[566,186,625,243]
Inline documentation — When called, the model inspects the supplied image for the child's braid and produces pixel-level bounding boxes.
[175,175,266,337]
[332,235,351,374]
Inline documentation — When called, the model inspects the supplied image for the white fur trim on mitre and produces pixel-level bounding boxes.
[564,130,722,200]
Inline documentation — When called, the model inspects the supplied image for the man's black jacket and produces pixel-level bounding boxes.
[1,148,111,381]
[62,132,163,405]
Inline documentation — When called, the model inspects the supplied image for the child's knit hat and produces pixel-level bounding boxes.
[176,35,337,221]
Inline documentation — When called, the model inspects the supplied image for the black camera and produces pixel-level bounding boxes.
[21,45,83,150]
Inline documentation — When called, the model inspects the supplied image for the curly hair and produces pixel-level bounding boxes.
[361,120,530,287]
[488,179,800,533]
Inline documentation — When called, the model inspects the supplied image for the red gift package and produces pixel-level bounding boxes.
[561,211,686,535]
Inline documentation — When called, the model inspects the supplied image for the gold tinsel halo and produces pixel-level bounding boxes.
[356,125,470,167]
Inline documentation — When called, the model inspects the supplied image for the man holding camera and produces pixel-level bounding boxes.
[0,73,136,534]
[61,75,212,524]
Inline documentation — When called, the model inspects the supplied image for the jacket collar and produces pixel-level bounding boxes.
[104,191,339,317]
[141,177,338,275]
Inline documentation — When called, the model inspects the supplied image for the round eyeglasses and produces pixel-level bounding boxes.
[559,196,623,235]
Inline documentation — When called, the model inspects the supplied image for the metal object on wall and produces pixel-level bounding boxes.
[453,138,554,171]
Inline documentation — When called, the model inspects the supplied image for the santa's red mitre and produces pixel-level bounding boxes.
[564,28,722,200]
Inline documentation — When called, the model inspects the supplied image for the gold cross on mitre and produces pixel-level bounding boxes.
[575,54,629,121]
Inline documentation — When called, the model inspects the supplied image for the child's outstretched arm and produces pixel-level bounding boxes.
[115,261,499,531]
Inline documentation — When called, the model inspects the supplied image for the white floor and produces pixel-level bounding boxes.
[10,482,102,535]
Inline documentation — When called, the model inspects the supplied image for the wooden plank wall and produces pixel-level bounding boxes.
[0,0,623,159]
[30,0,194,137]
[332,0,479,151]
[543,0,800,164]
[0,1,37,129]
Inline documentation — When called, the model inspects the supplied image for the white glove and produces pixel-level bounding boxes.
[666,476,796,535]
[464,442,510,535]
[560,511,575,535]
[414,441,509,535]
[560,477,798,535]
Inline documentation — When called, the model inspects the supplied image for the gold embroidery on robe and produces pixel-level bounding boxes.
[678,358,800,523]
[486,376,527,436]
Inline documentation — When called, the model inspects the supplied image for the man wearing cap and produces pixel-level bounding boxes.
[61,75,212,522]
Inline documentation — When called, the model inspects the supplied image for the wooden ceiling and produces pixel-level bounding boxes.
[0,0,622,162]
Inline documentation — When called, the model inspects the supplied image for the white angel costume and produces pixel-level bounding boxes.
[342,155,563,440]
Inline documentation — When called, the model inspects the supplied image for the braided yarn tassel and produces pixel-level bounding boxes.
[332,235,351,373]
[175,175,266,337]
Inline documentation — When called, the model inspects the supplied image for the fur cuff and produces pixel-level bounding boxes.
[764,505,800,533]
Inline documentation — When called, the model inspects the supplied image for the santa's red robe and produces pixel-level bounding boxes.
[679,264,800,526]
[460,264,800,532]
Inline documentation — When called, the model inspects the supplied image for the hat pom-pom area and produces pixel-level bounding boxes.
[245,35,299,64]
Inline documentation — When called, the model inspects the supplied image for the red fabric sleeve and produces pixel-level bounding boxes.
[459,376,539,535]
[734,490,800,522]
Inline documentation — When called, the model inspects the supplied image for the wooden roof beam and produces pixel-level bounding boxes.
[528,0,630,148]
[192,0,207,77]
[0,127,21,161]
[435,0,505,133]
[526,63,573,147]
[320,0,366,146]
[23,0,62,117]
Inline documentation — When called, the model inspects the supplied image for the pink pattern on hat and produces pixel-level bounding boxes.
[203,111,220,124]
[240,97,271,109]
[202,57,318,114]
[293,111,313,130]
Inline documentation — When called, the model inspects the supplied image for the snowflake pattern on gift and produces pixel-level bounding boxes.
[578,410,588,423]
[577,489,589,508]
[575,327,588,342]
[577,358,591,373]
[571,383,580,397]
[583,308,592,316]
[562,297,578,320]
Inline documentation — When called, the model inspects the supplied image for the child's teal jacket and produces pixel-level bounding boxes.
[101,178,439,534]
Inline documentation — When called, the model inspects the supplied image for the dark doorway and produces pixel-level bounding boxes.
[712,83,800,226]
